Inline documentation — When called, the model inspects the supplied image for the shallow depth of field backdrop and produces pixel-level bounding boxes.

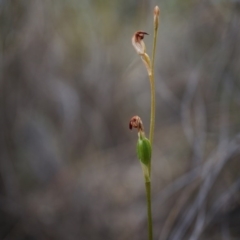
[1,1,240,240]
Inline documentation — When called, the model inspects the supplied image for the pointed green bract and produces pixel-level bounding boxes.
[137,136,152,166]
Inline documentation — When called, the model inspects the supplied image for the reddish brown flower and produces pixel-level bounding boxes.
[129,116,144,132]
[132,31,152,75]
[132,31,149,55]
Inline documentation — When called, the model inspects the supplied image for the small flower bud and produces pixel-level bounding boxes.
[154,6,160,18]
[154,6,160,29]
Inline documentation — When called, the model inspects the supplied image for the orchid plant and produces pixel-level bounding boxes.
[129,6,160,240]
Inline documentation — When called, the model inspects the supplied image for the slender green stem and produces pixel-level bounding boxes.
[151,22,158,77]
[148,16,158,177]
[145,11,159,240]
[149,17,158,148]
[148,73,155,151]
[145,180,153,240]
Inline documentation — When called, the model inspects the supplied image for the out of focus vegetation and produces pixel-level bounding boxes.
[1,0,240,239]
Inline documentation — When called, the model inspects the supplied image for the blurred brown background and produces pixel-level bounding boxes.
[1,0,240,240]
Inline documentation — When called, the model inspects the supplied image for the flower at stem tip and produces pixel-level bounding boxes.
[154,6,160,28]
